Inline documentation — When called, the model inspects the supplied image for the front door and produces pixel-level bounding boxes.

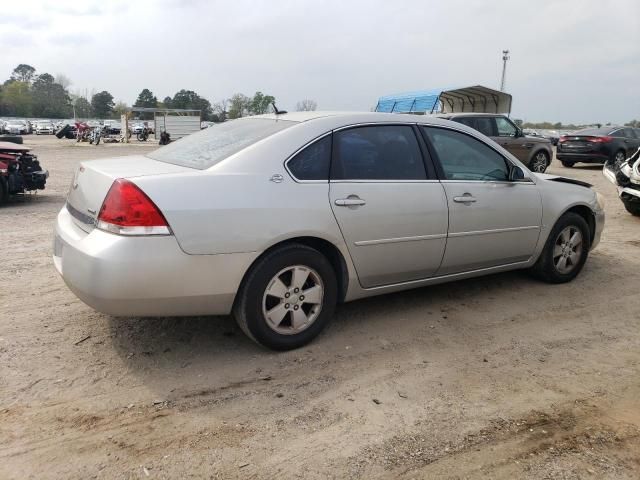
[421,126,543,275]
[491,116,530,162]
[329,125,449,288]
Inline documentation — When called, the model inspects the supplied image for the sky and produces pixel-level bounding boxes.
[1,0,638,124]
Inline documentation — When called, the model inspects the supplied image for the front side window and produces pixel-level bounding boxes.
[287,135,331,180]
[332,125,426,180]
[422,127,510,181]
[495,117,517,137]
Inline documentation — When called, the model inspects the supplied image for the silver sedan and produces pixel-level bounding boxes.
[54,112,605,350]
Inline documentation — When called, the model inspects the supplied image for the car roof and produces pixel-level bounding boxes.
[248,110,462,127]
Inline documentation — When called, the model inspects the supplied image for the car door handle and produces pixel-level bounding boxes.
[453,194,477,204]
[335,197,366,207]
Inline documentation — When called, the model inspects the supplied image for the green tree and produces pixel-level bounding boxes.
[91,91,115,118]
[171,89,213,120]
[0,80,32,116]
[31,73,72,118]
[162,96,173,109]
[134,88,158,108]
[74,97,92,118]
[249,91,275,115]
[10,64,36,83]
[227,93,251,119]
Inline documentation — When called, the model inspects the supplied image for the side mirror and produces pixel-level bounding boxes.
[509,165,526,182]
[514,128,523,138]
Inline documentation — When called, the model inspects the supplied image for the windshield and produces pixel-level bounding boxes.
[147,118,295,169]
[575,127,614,136]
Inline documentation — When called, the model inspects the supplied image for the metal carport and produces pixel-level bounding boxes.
[375,85,512,115]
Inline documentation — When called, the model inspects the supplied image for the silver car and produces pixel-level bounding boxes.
[54,112,605,350]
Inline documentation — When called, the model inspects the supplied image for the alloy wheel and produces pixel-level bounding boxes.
[553,226,583,274]
[531,152,548,172]
[262,265,324,335]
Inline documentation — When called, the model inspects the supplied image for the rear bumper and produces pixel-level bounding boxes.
[556,152,609,164]
[53,206,258,317]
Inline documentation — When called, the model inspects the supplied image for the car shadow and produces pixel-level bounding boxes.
[104,251,625,401]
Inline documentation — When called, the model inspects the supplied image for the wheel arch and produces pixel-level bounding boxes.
[560,204,596,245]
[234,236,350,307]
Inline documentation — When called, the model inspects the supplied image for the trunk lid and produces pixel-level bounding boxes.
[558,135,601,153]
[66,155,191,232]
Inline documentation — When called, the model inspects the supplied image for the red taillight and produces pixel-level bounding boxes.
[97,178,171,235]
[589,136,613,143]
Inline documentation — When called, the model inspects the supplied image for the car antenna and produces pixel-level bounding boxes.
[272,102,287,115]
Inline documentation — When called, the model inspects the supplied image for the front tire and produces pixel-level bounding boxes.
[561,161,574,168]
[530,212,591,283]
[623,200,640,216]
[233,244,337,350]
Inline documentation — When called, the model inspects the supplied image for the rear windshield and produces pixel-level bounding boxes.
[574,127,614,136]
[147,118,295,169]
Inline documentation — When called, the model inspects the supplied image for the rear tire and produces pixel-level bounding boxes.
[0,135,23,144]
[530,212,591,283]
[623,200,640,216]
[233,244,337,350]
[529,151,550,173]
[561,161,574,168]
[0,178,8,206]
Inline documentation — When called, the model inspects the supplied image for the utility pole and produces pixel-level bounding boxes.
[500,49,510,92]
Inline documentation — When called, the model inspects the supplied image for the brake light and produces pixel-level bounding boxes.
[589,136,613,143]
[97,178,171,235]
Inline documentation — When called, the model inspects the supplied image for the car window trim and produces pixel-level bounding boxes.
[283,131,333,183]
[418,124,535,184]
[329,123,430,182]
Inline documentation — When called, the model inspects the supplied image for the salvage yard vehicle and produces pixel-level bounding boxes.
[603,147,640,216]
[5,119,29,135]
[557,126,640,168]
[0,141,49,205]
[436,113,553,173]
[35,121,55,135]
[54,112,604,350]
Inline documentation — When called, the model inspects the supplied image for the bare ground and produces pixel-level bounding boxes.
[1,135,639,479]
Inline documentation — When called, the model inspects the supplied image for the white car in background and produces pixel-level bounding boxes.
[5,120,29,135]
[35,121,55,135]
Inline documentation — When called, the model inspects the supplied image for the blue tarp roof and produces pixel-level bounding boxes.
[376,89,444,113]
[375,85,512,114]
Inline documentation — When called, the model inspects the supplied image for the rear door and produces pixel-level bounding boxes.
[421,126,542,275]
[329,124,449,288]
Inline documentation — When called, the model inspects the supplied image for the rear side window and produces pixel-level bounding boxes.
[332,125,426,180]
[452,117,495,137]
[422,127,510,181]
[287,135,331,180]
[147,118,295,169]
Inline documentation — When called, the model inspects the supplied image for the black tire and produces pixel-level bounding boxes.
[623,200,640,216]
[0,178,8,206]
[529,151,550,173]
[561,161,574,168]
[233,244,337,350]
[0,135,23,145]
[529,212,591,283]
[612,149,627,165]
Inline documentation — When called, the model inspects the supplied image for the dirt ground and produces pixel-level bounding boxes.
[1,135,639,479]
